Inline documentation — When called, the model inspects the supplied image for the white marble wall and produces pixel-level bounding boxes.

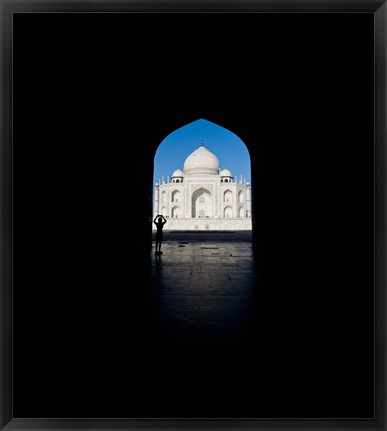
[153,173,252,231]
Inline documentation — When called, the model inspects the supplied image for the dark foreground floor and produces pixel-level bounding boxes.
[14,230,374,419]
[148,230,260,347]
[139,230,269,417]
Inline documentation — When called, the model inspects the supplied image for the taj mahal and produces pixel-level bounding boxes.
[153,142,252,231]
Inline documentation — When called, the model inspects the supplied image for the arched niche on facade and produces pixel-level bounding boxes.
[224,190,233,203]
[192,187,212,218]
[171,190,180,203]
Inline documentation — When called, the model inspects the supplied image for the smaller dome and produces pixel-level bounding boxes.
[172,169,183,178]
[220,168,233,177]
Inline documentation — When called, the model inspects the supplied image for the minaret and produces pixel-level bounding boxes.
[246,182,251,218]
[154,182,160,218]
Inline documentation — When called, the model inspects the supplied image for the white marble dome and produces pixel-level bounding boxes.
[220,168,233,177]
[171,169,183,177]
[183,145,220,176]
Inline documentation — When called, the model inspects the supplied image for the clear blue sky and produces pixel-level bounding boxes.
[153,119,251,184]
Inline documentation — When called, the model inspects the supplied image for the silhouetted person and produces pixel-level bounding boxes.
[153,214,167,254]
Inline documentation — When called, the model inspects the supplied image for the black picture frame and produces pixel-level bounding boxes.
[1,1,386,430]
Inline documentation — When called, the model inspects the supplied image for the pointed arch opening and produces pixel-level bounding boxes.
[171,205,181,218]
[224,190,233,203]
[153,118,252,233]
[191,187,212,218]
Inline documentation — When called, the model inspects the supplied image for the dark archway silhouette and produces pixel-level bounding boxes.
[12,11,375,422]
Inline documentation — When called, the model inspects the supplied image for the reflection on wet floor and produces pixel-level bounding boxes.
[148,232,262,347]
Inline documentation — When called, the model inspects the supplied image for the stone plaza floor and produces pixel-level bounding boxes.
[132,230,274,417]
[148,230,264,348]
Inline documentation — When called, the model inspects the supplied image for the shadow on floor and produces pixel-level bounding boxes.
[148,230,262,348]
